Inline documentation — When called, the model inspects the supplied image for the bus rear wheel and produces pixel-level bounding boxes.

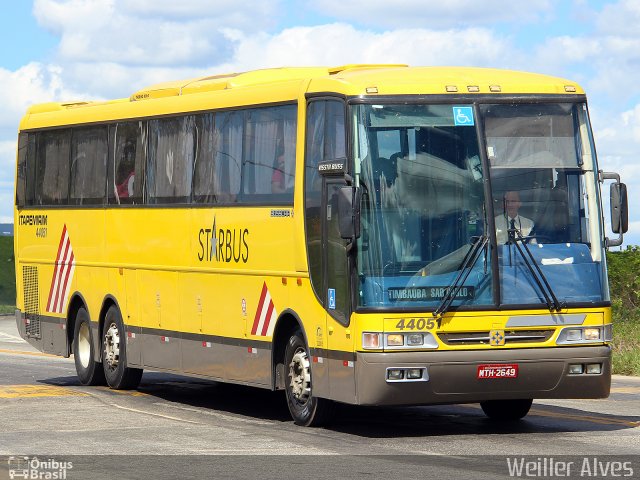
[480,399,533,421]
[284,329,334,426]
[102,305,143,390]
[73,306,106,386]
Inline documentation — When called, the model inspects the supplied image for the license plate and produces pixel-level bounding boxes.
[477,364,519,379]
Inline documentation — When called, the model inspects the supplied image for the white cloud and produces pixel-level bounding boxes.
[591,103,640,247]
[597,0,640,37]
[55,62,214,100]
[310,0,554,28]
[33,0,278,67]
[0,63,84,130]
[229,24,513,71]
[0,141,16,170]
[529,1,640,107]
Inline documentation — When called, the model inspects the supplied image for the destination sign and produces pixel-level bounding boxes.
[387,286,475,302]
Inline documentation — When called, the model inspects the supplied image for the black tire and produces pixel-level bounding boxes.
[73,306,106,386]
[480,399,533,421]
[102,305,143,390]
[284,329,335,426]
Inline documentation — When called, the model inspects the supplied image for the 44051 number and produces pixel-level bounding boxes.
[395,318,436,331]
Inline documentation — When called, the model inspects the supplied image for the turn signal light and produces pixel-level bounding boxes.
[362,333,381,349]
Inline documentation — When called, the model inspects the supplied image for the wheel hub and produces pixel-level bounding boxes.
[288,348,311,402]
[104,323,120,369]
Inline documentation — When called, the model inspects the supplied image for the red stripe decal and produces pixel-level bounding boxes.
[52,241,71,313]
[260,300,274,337]
[46,225,67,311]
[251,282,268,335]
[56,251,74,313]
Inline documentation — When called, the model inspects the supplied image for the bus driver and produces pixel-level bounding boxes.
[495,190,535,244]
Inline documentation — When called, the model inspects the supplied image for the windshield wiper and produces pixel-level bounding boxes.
[433,235,489,318]
[508,229,563,312]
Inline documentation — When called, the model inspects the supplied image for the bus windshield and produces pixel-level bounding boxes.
[353,101,608,310]
[354,103,492,309]
[482,102,608,306]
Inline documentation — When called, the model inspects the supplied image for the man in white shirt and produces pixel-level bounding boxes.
[495,191,535,244]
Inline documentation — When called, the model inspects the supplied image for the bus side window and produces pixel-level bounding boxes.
[35,130,71,206]
[108,122,147,205]
[241,105,296,203]
[147,116,195,204]
[15,133,29,207]
[70,126,108,205]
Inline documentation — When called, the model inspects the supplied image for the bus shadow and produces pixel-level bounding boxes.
[40,373,640,438]
[329,403,640,438]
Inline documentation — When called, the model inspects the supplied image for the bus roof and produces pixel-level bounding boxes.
[20,65,584,129]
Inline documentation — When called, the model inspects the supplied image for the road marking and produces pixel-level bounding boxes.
[0,332,26,343]
[94,386,149,397]
[0,348,60,358]
[157,402,274,426]
[611,386,640,394]
[0,385,87,398]
[108,403,202,424]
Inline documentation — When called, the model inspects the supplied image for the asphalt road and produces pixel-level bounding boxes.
[0,314,639,479]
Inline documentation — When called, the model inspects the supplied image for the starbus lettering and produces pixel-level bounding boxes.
[198,216,249,263]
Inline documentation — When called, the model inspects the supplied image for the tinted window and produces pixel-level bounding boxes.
[15,133,29,207]
[70,127,107,204]
[304,99,346,303]
[148,116,195,203]
[192,112,242,204]
[35,130,70,205]
[109,121,147,204]
[242,105,297,203]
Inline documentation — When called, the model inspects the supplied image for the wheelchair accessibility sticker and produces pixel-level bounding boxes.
[453,106,474,126]
[328,288,336,310]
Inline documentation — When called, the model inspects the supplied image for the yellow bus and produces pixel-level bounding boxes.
[14,65,628,426]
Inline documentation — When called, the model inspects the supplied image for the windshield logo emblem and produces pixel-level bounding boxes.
[490,330,505,346]
[453,106,475,126]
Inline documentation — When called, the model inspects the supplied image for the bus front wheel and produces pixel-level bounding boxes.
[480,398,533,421]
[102,305,143,390]
[284,329,334,426]
[73,306,106,386]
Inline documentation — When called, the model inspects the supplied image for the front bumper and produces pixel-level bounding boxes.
[355,345,611,406]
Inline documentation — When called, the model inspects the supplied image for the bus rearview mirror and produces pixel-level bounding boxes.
[610,182,628,234]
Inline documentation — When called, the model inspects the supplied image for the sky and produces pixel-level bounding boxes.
[0,0,638,246]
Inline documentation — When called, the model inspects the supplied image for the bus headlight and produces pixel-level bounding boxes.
[557,326,604,345]
[586,363,602,374]
[383,332,439,350]
[565,329,582,341]
[583,328,601,341]
[387,334,404,346]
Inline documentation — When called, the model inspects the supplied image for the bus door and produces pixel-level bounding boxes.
[324,180,356,403]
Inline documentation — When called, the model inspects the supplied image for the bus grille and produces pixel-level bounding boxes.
[438,329,554,346]
[22,266,41,339]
